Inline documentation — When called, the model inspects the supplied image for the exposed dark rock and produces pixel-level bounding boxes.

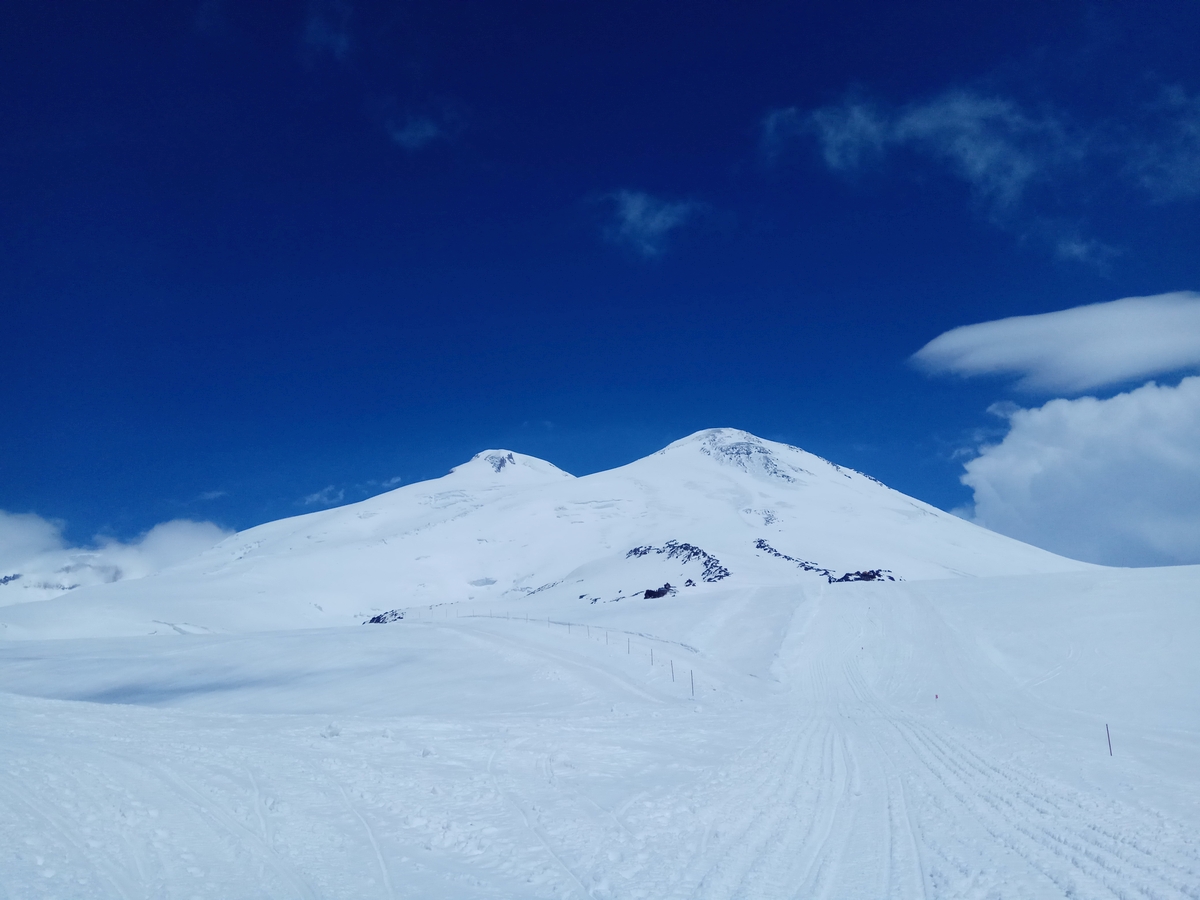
[753,539,836,580]
[753,539,897,584]
[832,569,895,583]
[626,541,731,582]
[700,438,798,482]
[365,609,405,624]
[485,452,516,472]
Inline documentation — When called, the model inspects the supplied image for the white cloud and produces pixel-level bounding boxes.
[303,485,345,506]
[604,190,701,257]
[0,511,63,571]
[962,377,1200,566]
[0,512,231,604]
[912,292,1200,393]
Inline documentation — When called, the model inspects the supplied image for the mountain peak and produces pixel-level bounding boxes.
[449,449,574,482]
[659,428,808,483]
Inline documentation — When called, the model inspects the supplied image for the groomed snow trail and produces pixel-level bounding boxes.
[1,575,1198,898]
[602,586,1200,900]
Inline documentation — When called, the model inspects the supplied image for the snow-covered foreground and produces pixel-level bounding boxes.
[2,565,1199,899]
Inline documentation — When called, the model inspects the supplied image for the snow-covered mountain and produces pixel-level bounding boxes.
[0,428,1089,639]
[1,428,1197,899]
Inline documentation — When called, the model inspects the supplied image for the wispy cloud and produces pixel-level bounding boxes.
[1130,86,1200,202]
[895,92,1077,209]
[603,190,702,258]
[766,85,1200,264]
[302,485,345,506]
[302,0,352,63]
[372,99,466,153]
[386,117,444,151]
[912,291,1200,393]
[197,490,227,502]
[774,89,1082,214]
[1052,234,1116,266]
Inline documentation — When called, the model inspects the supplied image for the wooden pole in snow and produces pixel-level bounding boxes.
[671,660,674,682]
[690,670,694,698]
[1107,724,1113,756]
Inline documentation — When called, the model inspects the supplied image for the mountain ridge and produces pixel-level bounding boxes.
[0,428,1093,639]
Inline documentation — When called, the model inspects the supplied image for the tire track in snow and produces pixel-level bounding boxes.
[838,629,1198,900]
[140,760,318,900]
[894,721,1200,899]
[838,657,929,898]
[485,749,594,899]
[336,783,396,900]
[0,776,138,899]
[661,652,879,900]
[677,716,829,898]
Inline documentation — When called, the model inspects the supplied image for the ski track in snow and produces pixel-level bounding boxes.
[2,580,1198,899]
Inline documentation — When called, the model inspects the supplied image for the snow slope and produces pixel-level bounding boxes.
[0,564,1198,898]
[0,429,1089,639]
[0,429,1196,899]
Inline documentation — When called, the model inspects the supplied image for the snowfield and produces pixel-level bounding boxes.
[0,429,1197,898]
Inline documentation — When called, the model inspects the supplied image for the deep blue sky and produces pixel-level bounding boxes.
[3,0,1199,543]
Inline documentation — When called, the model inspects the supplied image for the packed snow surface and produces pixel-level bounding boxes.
[0,429,1197,898]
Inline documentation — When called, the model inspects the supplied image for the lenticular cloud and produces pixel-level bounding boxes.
[912,291,1200,393]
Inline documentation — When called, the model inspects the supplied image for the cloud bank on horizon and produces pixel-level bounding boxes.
[916,292,1200,566]
[0,512,230,604]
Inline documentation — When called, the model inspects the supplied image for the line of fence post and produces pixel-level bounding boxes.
[455,608,702,701]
